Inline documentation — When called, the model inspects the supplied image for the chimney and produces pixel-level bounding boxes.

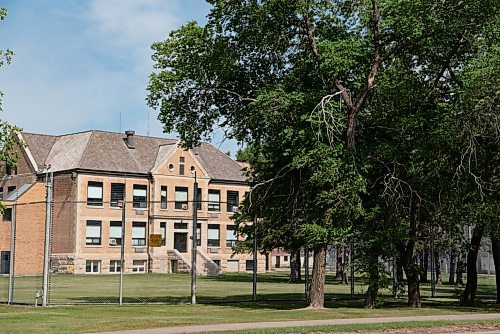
[125,130,135,148]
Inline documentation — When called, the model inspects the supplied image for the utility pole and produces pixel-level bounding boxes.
[8,205,16,304]
[119,187,126,305]
[191,170,198,305]
[252,215,257,302]
[42,166,53,306]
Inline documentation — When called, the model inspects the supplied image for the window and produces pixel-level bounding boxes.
[133,184,147,208]
[196,223,201,245]
[2,208,12,221]
[246,260,255,271]
[208,189,220,211]
[179,156,185,175]
[86,260,100,274]
[86,220,101,245]
[109,260,121,273]
[196,188,202,211]
[110,183,125,207]
[227,191,239,212]
[132,260,146,273]
[174,222,188,229]
[7,186,16,195]
[87,182,103,206]
[226,225,238,247]
[213,260,221,267]
[175,187,188,210]
[132,222,146,246]
[207,224,220,247]
[160,222,166,246]
[160,186,167,209]
[0,187,3,200]
[109,221,122,246]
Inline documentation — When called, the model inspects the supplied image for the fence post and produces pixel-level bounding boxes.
[42,171,53,306]
[252,215,257,302]
[8,205,16,304]
[119,195,126,305]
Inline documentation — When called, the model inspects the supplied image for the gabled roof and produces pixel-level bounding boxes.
[21,130,246,182]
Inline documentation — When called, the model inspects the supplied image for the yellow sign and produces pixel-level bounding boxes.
[149,234,163,247]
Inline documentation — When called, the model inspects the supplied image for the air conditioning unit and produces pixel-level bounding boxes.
[109,238,117,246]
[181,204,188,210]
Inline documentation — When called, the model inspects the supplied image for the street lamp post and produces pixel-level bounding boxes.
[190,168,198,304]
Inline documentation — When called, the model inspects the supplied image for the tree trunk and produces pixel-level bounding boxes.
[435,251,442,286]
[449,248,456,285]
[456,252,465,286]
[421,249,429,283]
[289,249,301,283]
[460,223,484,306]
[401,195,421,307]
[308,245,326,308]
[491,232,500,304]
[364,253,379,309]
[396,255,404,282]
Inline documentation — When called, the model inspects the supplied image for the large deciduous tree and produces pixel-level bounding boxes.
[148,0,498,308]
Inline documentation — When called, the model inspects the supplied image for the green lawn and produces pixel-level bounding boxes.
[0,271,497,305]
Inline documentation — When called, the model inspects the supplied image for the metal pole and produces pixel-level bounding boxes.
[392,257,398,298]
[119,191,126,305]
[304,247,309,300]
[252,215,257,302]
[350,241,355,298]
[190,171,198,305]
[8,205,16,304]
[42,171,53,306]
[430,229,436,298]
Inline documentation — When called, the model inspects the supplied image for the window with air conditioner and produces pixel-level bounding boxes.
[175,187,188,210]
[109,221,122,246]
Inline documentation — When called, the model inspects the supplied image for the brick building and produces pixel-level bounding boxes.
[0,130,263,276]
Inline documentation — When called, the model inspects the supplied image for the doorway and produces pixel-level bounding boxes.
[0,251,10,274]
[174,233,188,253]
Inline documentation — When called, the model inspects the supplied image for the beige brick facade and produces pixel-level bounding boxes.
[0,130,264,276]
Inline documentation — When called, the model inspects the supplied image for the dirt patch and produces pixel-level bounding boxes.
[314,323,500,334]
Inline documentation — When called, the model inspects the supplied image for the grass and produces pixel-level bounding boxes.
[203,320,500,334]
[0,271,497,333]
[2,271,496,305]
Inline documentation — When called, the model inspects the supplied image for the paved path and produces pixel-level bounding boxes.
[96,313,500,334]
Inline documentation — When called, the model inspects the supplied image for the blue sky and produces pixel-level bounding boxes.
[0,0,238,155]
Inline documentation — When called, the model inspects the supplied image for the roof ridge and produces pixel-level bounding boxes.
[77,130,95,169]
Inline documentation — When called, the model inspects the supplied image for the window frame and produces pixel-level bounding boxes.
[226,225,238,248]
[132,260,146,273]
[86,220,102,246]
[109,260,121,273]
[109,221,123,246]
[85,260,101,274]
[174,187,188,210]
[132,184,147,208]
[87,182,103,206]
[110,183,125,207]
[160,186,168,209]
[131,222,146,246]
[207,224,220,247]
[226,191,239,212]
[208,189,220,211]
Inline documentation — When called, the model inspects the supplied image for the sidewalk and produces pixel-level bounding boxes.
[96,313,500,334]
